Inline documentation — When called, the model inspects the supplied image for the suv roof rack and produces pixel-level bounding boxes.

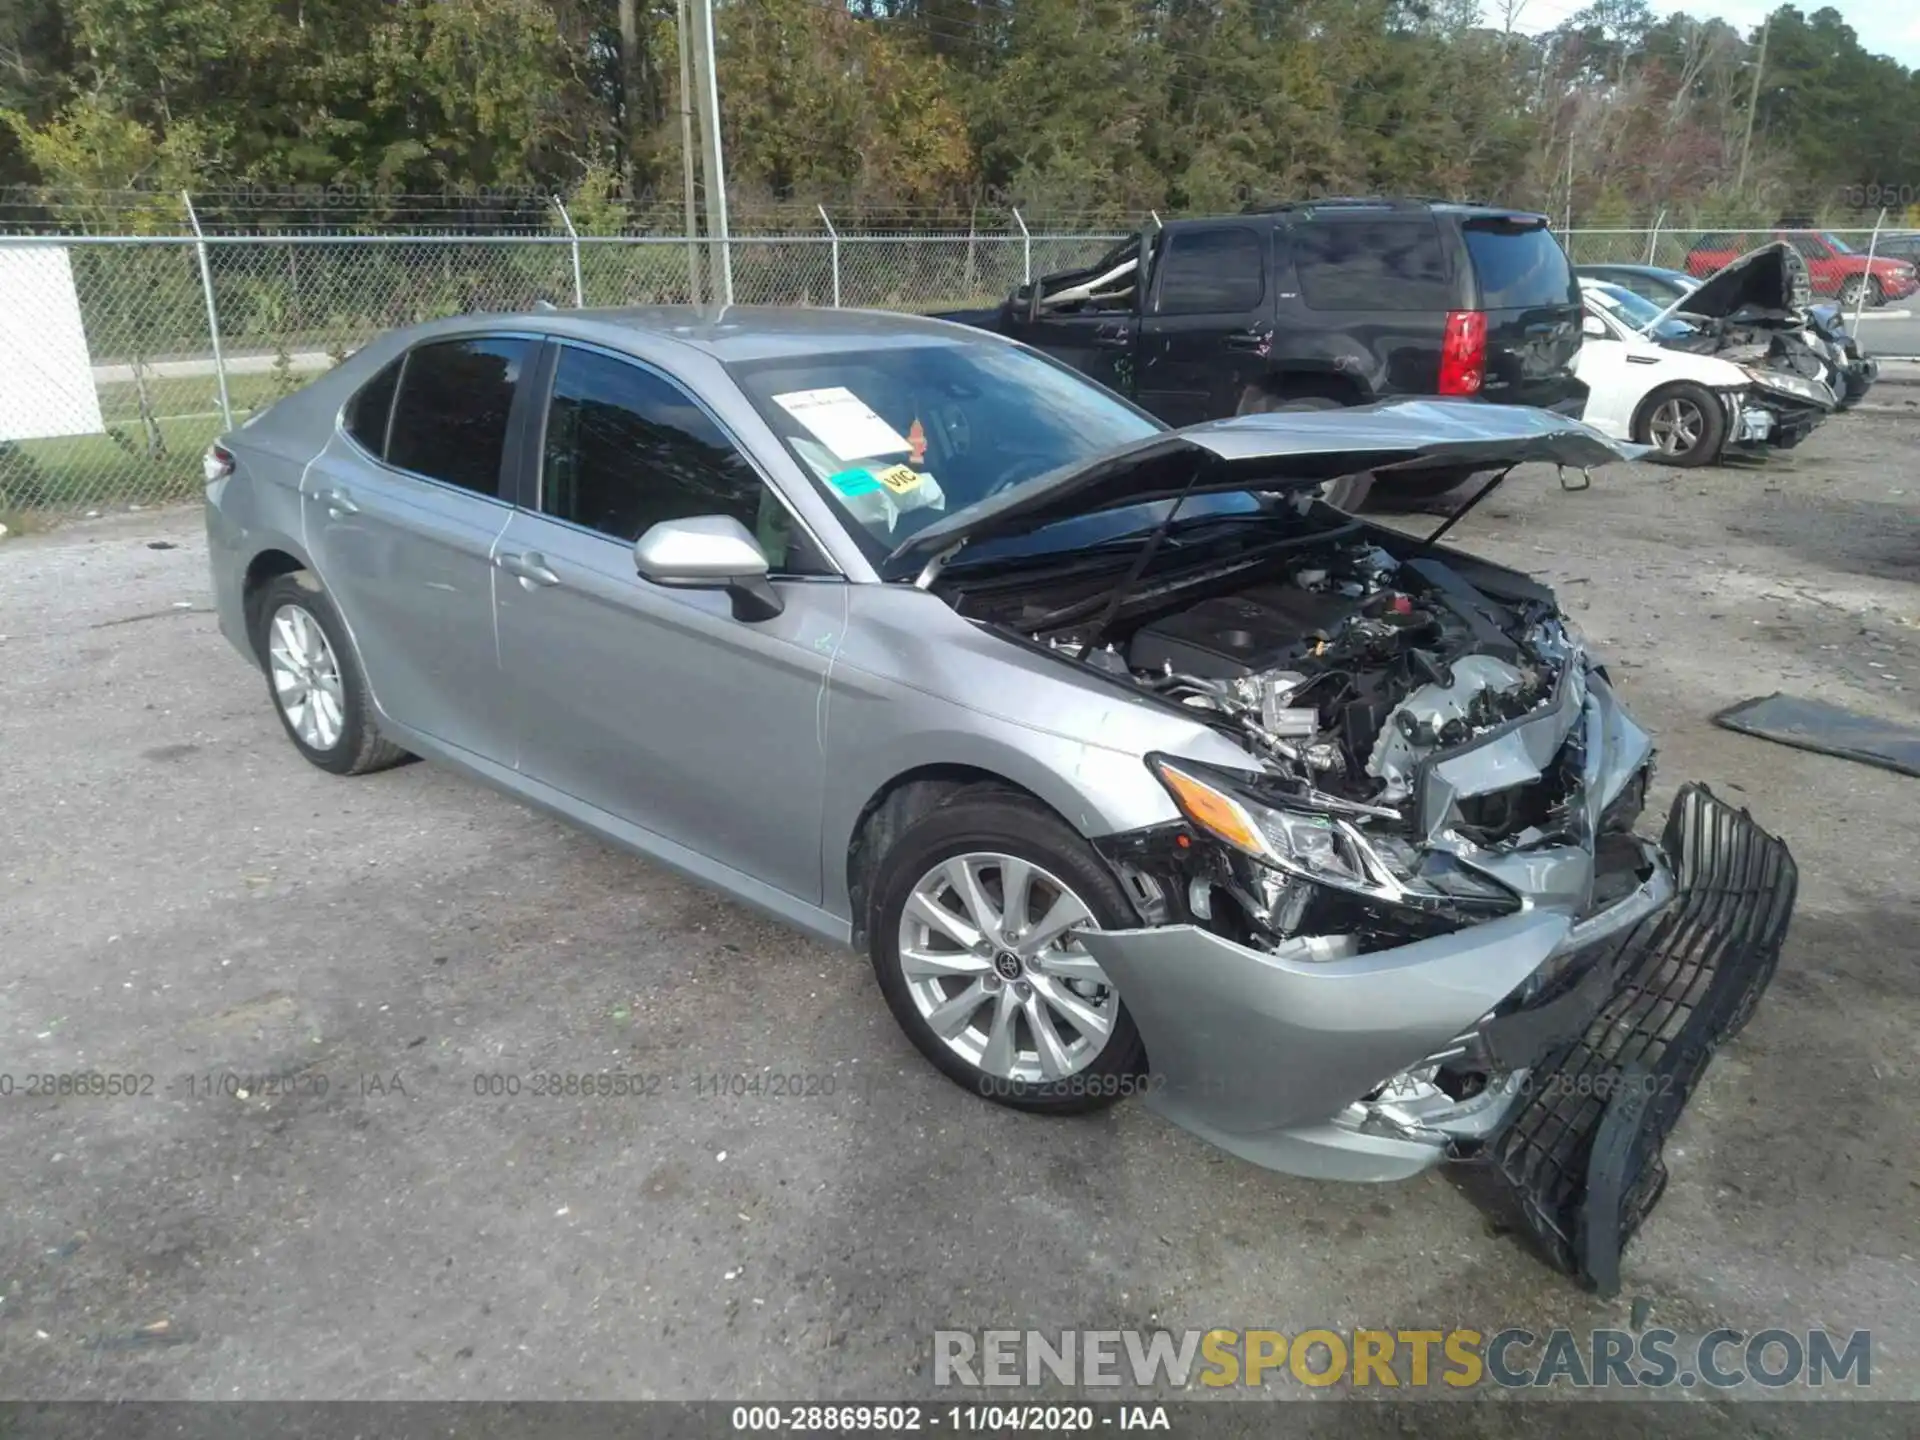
[1241,196,1428,214]
[1239,194,1515,216]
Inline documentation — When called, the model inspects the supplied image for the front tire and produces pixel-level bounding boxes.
[251,573,409,776]
[1634,382,1727,468]
[868,791,1147,1115]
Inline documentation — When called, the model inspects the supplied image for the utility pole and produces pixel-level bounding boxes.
[1736,17,1770,194]
[688,0,733,306]
[618,0,641,197]
[675,0,702,305]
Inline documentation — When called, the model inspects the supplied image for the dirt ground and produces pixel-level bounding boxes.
[0,409,1915,1426]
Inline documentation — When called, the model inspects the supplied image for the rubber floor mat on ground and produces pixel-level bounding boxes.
[1712,693,1920,778]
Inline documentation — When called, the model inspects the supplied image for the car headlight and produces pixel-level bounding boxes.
[1145,755,1517,915]
[1741,367,1834,407]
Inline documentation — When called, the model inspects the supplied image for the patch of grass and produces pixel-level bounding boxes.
[2,413,233,515]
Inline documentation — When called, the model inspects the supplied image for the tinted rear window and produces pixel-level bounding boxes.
[1156,226,1265,313]
[386,337,532,496]
[1288,219,1454,311]
[1464,225,1576,309]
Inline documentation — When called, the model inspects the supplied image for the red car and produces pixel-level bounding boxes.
[1684,231,1918,308]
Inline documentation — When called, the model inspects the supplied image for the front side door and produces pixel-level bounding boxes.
[1134,224,1273,425]
[492,342,841,904]
[1009,310,1137,396]
[301,335,531,762]
[1569,307,1641,438]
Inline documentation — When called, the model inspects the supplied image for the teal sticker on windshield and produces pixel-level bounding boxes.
[828,467,882,498]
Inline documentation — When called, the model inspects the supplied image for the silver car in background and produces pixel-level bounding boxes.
[204,307,1796,1293]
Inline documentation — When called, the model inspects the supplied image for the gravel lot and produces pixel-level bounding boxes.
[1,410,1916,1422]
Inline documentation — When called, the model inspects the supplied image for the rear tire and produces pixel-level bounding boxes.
[1238,388,1373,511]
[867,790,1147,1116]
[1633,381,1727,468]
[250,573,409,776]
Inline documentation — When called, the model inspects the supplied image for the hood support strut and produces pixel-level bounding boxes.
[1412,464,1519,555]
[1073,461,1208,659]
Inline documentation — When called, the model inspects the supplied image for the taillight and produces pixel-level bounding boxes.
[1438,310,1486,396]
[203,442,234,485]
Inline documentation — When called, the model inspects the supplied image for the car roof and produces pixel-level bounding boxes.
[377,305,987,366]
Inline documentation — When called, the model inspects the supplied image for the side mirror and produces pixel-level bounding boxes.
[1581,314,1607,339]
[633,515,783,622]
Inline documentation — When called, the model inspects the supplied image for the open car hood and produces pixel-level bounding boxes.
[1654,242,1810,327]
[882,399,1639,575]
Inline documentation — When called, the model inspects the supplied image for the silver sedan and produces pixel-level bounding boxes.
[204,306,1796,1292]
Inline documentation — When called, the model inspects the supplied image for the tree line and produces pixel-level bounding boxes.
[1,0,1915,230]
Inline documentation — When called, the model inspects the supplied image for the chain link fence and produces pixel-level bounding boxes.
[2,207,1911,526]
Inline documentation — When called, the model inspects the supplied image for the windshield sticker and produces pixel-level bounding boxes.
[772,387,911,462]
[826,467,883,498]
[873,463,924,495]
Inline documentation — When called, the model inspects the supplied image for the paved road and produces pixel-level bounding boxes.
[1849,309,1920,359]
[1,419,1917,1419]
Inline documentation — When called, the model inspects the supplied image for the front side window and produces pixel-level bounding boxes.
[728,339,1163,564]
[539,347,827,573]
[385,337,531,496]
[1155,227,1265,314]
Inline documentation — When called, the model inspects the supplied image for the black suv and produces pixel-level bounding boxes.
[943,198,1588,497]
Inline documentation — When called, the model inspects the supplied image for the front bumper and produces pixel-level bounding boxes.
[1460,784,1796,1293]
[1079,784,1795,1288]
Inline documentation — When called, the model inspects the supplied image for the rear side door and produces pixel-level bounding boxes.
[1459,217,1586,414]
[1134,223,1273,425]
[301,334,531,762]
[491,342,841,904]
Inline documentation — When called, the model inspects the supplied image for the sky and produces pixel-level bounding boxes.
[1506,0,1920,67]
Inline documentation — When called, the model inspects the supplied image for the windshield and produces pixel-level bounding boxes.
[729,340,1165,564]
[1585,281,1696,340]
[1822,233,1855,255]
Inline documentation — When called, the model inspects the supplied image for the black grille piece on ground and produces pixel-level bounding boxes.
[1463,783,1798,1296]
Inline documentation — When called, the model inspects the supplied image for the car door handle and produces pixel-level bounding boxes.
[1222,327,1272,353]
[321,487,359,518]
[498,551,560,587]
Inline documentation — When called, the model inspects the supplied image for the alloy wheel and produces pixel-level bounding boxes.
[896,852,1116,1083]
[267,602,345,751]
[1647,397,1705,457]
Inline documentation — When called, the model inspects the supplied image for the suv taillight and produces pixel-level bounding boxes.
[1439,311,1486,396]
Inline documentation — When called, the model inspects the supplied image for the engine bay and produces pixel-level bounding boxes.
[947,526,1570,818]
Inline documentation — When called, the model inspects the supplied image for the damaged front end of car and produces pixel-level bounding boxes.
[1656,242,1856,426]
[907,402,1798,1292]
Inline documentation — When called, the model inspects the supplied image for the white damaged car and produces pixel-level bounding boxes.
[1574,278,1836,466]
